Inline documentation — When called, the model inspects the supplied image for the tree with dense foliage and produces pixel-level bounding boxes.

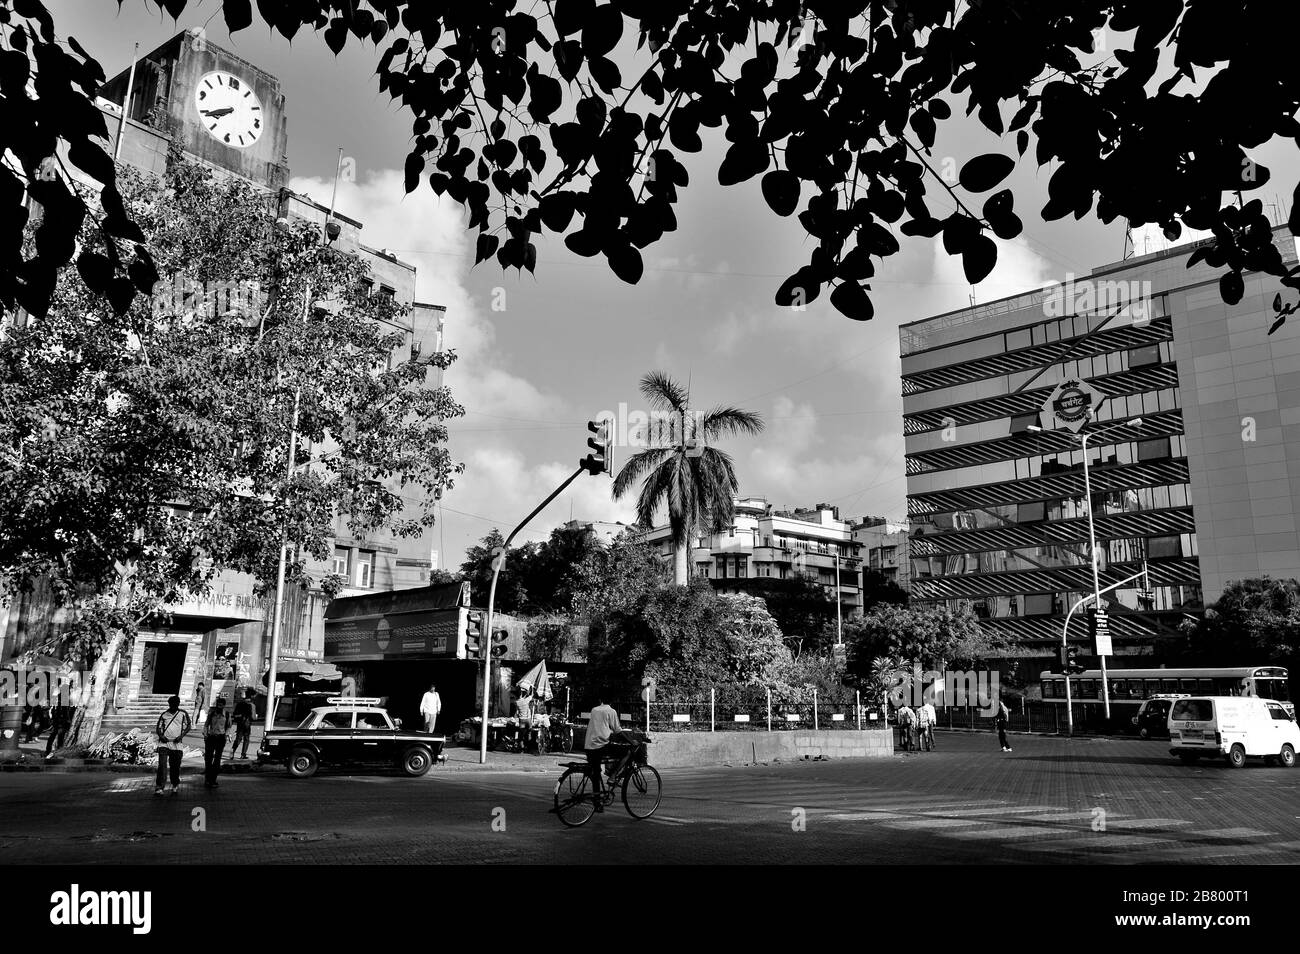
[1,148,462,739]
[587,580,789,701]
[843,602,1001,688]
[518,523,605,613]
[567,527,663,629]
[732,575,837,657]
[459,528,534,612]
[861,569,909,612]
[1177,577,1300,666]
[611,372,763,584]
[5,1,1300,334]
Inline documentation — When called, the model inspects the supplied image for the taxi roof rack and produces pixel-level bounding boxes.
[325,697,383,706]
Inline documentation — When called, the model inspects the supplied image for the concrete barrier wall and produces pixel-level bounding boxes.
[646,729,893,767]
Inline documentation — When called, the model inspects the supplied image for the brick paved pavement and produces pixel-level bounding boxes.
[1,730,1297,864]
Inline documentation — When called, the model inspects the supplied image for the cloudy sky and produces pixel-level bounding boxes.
[56,3,1300,570]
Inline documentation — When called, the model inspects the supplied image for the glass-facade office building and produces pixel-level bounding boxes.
[901,226,1300,658]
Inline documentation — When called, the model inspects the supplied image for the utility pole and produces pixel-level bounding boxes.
[114,43,139,162]
[480,466,587,763]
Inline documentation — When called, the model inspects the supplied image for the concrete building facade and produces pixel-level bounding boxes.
[901,223,1300,661]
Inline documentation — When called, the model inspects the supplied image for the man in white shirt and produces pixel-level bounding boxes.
[896,704,915,752]
[420,683,441,733]
[917,700,937,750]
[584,698,621,812]
[154,695,192,796]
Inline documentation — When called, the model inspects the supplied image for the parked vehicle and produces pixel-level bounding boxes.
[1130,694,1188,739]
[257,697,446,778]
[1168,696,1299,768]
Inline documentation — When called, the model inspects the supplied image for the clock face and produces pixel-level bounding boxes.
[194,71,263,148]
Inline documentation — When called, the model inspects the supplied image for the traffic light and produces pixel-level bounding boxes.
[465,610,484,659]
[1065,644,1085,675]
[490,628,509,658]
[581,418,612,475]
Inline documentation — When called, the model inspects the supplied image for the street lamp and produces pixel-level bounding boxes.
[1029,415,1142,725]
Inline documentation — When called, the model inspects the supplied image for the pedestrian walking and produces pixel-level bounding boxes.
[918,699,937,751]
[44,704,73,758]
[994,699,1012,752]
[203,698,230,788]
[154,695,192,796]
[896,704,916,751]
[230,690,254,759]
[420,682,441,733]
[193,680,208,724]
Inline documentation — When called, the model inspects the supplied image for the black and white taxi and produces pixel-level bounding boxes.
[257,697,446,778]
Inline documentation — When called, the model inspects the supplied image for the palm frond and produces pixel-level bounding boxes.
[612,447,669,500]
[639,371,689,414]
[634,453,682,536]
[701,404,764,441]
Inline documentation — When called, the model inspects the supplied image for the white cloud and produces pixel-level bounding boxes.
[288,169,563,420]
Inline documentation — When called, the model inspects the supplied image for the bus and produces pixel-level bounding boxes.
[1040,667,1292,720]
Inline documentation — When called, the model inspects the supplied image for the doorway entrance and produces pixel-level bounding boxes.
[143,642,187,695]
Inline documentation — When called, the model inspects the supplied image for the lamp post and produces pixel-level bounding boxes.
[1030,416,1142,725]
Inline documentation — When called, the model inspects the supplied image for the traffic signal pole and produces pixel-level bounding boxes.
[1060,567,1152,736]
[479,465,587,764]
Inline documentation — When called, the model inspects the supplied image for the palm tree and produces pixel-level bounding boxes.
[612,372,764,584]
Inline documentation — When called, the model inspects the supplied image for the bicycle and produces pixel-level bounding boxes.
[918,723,935,751]
[553,735,660,827]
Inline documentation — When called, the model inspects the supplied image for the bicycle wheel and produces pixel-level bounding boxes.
[621,764,662,819]
[554,767,597,828]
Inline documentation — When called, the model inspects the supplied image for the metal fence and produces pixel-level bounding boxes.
[587,689,889,733]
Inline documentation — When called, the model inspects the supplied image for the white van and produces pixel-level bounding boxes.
[1168,696,1299,768]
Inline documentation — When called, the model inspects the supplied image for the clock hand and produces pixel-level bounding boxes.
[201,107,235,118]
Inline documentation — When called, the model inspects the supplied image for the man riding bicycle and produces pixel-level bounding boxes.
[584,697,622,812]
[917,698,937,751]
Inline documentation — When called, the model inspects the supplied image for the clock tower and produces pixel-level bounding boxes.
[100,29,290,189]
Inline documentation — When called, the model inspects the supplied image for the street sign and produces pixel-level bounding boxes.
[273,681,285,697]
[1092,609,1112,656]
[1040,377,1104,433]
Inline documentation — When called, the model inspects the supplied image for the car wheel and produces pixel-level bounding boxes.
[287,747,318,779]
[401,746,432,778]
[1227,743,1247,769]
[1280,744,1297,768]
[1178,753,1199,764]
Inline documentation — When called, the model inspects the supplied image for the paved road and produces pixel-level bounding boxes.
[2,731,1298,864]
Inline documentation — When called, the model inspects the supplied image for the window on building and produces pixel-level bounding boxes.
[1137,437,1172,461]
[356,550,375,588]
[378,285,396,299]
[360,279,374,297]
[1146,535,1181,559]
[1009,412,1038,434]
[1023,593,1053,616]
[1129,344,1160,368]
[332,547,351,578]
[1017,500,1046,523]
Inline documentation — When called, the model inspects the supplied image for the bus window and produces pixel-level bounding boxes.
[1196,679,1214,693]
[1256,679,1290,703]
[1160,679,1179,693]
[1142,679,1161,697]
[1042,681,1057,699]
[1080,680,1098,698]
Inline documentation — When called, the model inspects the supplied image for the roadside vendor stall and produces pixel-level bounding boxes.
[455,661,576,753]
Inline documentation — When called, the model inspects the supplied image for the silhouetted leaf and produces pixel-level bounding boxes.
[830,280,874,321]
[761,170,800,216]
[962,234,998,285]
[959,154,1015,193]
[1221,269,1244,305]
[606,240,643,284]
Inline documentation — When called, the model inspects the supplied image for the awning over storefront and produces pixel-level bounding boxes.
[270,659,342,682]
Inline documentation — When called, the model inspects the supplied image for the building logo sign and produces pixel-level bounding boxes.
[1041,378,1103,433]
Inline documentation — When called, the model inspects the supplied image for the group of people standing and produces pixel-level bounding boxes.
[893,698,1015,753]
[153,688,256,795]
[894,701,938,752]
